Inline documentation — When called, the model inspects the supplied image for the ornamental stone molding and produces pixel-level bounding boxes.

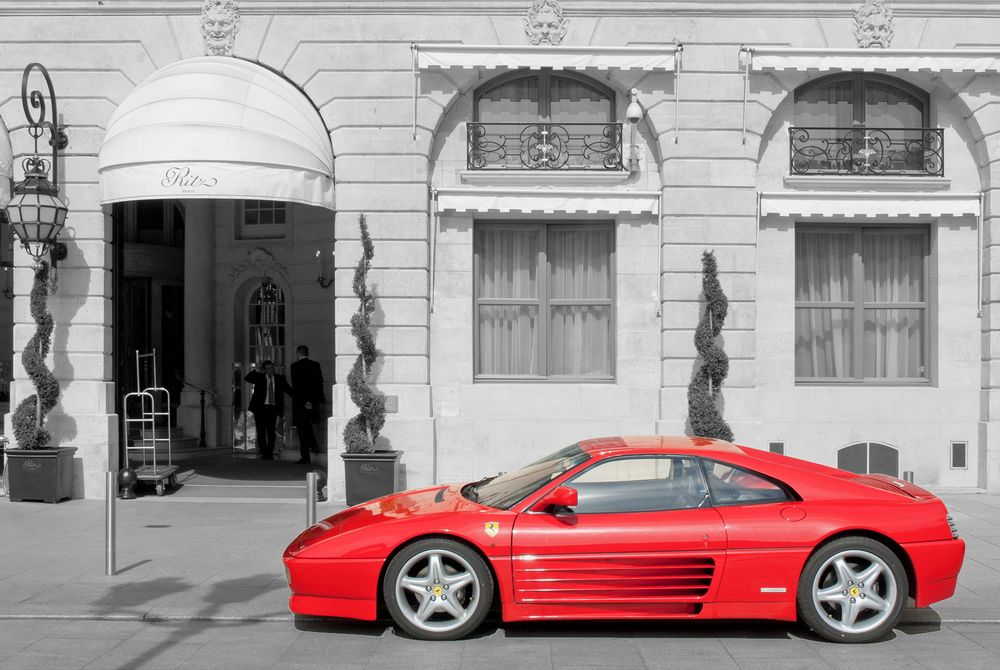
[853,0,894,48]
[201,0,241,56]
[229,247,290,283]
[523,0,568,46]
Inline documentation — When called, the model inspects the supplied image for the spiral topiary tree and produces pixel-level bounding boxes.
[343,213,386,454]
[687,250,733,442]
[12,261,60,449]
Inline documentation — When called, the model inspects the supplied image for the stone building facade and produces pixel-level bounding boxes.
[0,0,997,500]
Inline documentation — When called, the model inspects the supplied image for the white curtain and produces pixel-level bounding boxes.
[794,79,855,128]
[547,227,612,377]
[477,227,539,375]
[863,230,925,378]
[795,229,925,380]
[476,224,611,377]
[795,231,854,378]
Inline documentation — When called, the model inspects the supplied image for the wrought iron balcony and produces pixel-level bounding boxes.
[467,122,624,171]
[789,127,944,176]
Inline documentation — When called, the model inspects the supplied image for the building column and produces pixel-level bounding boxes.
[176,199,217,445]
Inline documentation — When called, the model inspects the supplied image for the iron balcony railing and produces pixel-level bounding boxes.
[789,127,944,176]
[467,122,624,171]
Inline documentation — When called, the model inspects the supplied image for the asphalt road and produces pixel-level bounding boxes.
[0,617,998,669]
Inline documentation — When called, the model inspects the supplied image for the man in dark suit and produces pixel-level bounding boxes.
[244,359,292,460]
[290,345,325,464]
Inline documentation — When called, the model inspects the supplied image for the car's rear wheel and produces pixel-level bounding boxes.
[383,538,493,641]
[797,536,908,643]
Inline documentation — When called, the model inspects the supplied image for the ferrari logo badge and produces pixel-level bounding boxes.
[484,522,499,537]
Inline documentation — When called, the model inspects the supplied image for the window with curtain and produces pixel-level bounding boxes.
[475,71,615,123]
[474,222,614,380]
[794,74,928,128]
[792,74,932,174]
[795,226,929,383]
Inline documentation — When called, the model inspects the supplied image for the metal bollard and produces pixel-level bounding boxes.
[902,470,914,483]
[306,472,317,528]
[105,471,116,576]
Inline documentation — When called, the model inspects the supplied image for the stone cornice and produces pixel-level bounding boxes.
[3,2,1000,18]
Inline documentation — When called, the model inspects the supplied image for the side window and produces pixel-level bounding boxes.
[565,456,708,514]
[704,460,790,506]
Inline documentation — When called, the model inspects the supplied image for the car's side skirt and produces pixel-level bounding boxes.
[501,600,796,622]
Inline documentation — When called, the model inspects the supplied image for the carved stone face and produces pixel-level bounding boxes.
[202,5,240,56]
[523,2,568,46]
[854,1,894,48]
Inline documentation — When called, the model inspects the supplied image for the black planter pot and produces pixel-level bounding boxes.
[342,450,403,507]
[5,447,77,503]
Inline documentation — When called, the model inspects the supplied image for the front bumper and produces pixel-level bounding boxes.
[283,555,382,621]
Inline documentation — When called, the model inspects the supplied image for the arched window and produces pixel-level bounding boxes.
[475,71,615,124]
[791,74,940,175]
[837,441,899,477]
[469,71,621,170]
[794,74,928,128]
[247,279,287,371]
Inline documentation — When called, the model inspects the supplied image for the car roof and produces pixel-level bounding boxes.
[578,435,744,459]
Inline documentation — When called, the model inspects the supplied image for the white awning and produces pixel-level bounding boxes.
[744,47,1000,73]
[415,44,679,71]
[435,187,659,215]
[0,117,12,207]
[759,191,981,218]
[98,56,335,210]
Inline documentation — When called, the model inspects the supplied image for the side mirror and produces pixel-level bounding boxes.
[536,485,578,512]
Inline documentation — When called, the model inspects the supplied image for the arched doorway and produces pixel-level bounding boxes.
[99,57,335,494]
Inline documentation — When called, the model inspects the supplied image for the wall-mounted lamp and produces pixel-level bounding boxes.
[3,63,69,271]
[625,88,644,173]
[315,249,333,289]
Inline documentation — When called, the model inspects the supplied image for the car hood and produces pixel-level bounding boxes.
[288,484,480,554]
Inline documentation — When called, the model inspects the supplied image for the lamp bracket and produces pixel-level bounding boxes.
[21,63,65,187]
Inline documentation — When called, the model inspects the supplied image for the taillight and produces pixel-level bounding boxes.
[947,514,959,539]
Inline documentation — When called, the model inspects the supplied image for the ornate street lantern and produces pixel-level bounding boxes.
[4,63,69,266]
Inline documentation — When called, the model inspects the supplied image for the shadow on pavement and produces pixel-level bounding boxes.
[93,573,285,668]
[898,607,944,635]
[294,615,389,636]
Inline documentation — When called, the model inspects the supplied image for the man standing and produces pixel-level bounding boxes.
[290,345,325,464]
[245,360,292,460]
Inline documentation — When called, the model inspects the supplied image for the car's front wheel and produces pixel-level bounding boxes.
[383,538,494,640]
[797,536,909,643]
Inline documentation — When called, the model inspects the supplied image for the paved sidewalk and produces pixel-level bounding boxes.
[0,492,997,625]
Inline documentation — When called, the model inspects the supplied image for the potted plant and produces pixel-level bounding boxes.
[341,213,401,506]
[5,261,75,502]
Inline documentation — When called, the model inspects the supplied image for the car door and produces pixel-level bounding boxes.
[511,455,727,610]
[699,458,806,608]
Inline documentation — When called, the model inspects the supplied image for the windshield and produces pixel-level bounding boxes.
[463,444,590,509]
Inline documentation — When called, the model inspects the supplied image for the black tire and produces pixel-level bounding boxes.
[383,538,493,641]
[797,536,908,643]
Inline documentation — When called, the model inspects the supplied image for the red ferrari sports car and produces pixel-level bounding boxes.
[283,436,965,642]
